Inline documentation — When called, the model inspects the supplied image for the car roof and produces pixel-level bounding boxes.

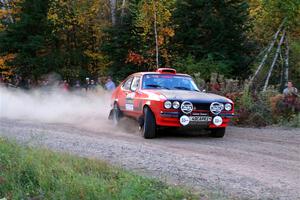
[131,71,191,77]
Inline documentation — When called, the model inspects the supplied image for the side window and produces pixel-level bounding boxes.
[122,77,133,91]
[131,77,140,91]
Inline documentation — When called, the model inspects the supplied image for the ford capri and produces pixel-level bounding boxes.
[109,68,235,139]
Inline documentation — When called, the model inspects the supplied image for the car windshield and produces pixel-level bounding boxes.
[142,74,199,91]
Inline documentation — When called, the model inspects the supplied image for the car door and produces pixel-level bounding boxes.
[129,76,142,117]
[118,77,133,113]
[122,76,141,117]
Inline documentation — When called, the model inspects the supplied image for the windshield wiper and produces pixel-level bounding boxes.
[173,86,191,91]
[146,84,170,90]
[173,86,200,92]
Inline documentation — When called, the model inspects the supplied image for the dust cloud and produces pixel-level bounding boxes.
[0,86,114,131]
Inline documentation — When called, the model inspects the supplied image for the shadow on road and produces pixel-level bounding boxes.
[156,128,212,138]
[116,118,219,140]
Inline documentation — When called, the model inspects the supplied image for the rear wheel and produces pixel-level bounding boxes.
[141,107,156,139]
[210,128,225,138]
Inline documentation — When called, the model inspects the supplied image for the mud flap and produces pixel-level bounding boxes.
[108,109,113,120]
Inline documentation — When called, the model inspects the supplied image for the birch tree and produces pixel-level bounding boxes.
[135,0,175,69]
[153,0,158,68]
[249,20,285,86]
[110,0,116,25]
[263,29,286,91]
[120,0,126,22]
[284,37,289,85]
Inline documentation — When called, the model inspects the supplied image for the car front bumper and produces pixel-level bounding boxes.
[157,111,236,128]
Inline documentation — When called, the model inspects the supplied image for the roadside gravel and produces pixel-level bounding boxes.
[0,118,299,200]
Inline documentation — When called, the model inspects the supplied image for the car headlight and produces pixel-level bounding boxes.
[164,101,172,109]
[210,102,224,115]
[224,103,232,111]
[172,101,180,109]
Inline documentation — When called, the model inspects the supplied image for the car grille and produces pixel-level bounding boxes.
[192,103,211,111]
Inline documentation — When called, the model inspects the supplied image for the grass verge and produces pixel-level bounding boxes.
[0,138,197,200]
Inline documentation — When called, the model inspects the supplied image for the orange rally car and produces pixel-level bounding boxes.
[109,68,235,139]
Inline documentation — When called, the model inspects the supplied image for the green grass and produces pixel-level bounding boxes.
[0,138,197,200]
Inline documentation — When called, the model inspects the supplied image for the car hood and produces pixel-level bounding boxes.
[156,90,232,103]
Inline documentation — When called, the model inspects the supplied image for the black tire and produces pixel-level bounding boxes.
[141,107,156,139]
[112,103,121,126]
[210,128,225,138]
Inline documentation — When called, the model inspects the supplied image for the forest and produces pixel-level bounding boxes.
[0,0,300,90]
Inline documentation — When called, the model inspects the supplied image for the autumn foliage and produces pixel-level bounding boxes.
[0,54,15,76]
[0,0,299,88]
[126,51,147,66]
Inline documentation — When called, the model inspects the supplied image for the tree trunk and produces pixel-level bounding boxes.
[263,29,286,91]
[110,0,117,26]
[249,20,285,86]
[120,0,126,23]
[284,36,289,86]
[279,47,284,89]
[153,0,159,69]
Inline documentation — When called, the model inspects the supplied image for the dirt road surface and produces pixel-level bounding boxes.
[0,118,299,199]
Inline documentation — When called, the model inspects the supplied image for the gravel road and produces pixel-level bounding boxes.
[0,118,299,200]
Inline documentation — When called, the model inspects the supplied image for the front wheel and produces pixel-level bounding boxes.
[210,128,225,138]
[140,107,156,139]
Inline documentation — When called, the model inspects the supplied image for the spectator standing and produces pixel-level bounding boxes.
[84,77,90,91]
[283,81,298,97]
[95,77,104,90]
[62,80,69,91]
[105,76,116,91]
[74,80,81,90]
[90,80,97,91]
[283,81,298,111]
[97,77,104,86]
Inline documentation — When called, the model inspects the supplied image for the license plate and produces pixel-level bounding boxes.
[189,116,212,122]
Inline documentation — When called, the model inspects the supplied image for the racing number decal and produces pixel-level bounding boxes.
[125,93,135,111]
[125,104,134,111]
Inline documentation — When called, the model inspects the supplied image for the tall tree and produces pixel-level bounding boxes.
[0,0,19,76]
[109,0,117,25]
[135,0,175,69]
[248,0,300,89]
[102,0,145,80]
[0,0,54,79]
[172,0,252,77]
[47,0,111,79]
